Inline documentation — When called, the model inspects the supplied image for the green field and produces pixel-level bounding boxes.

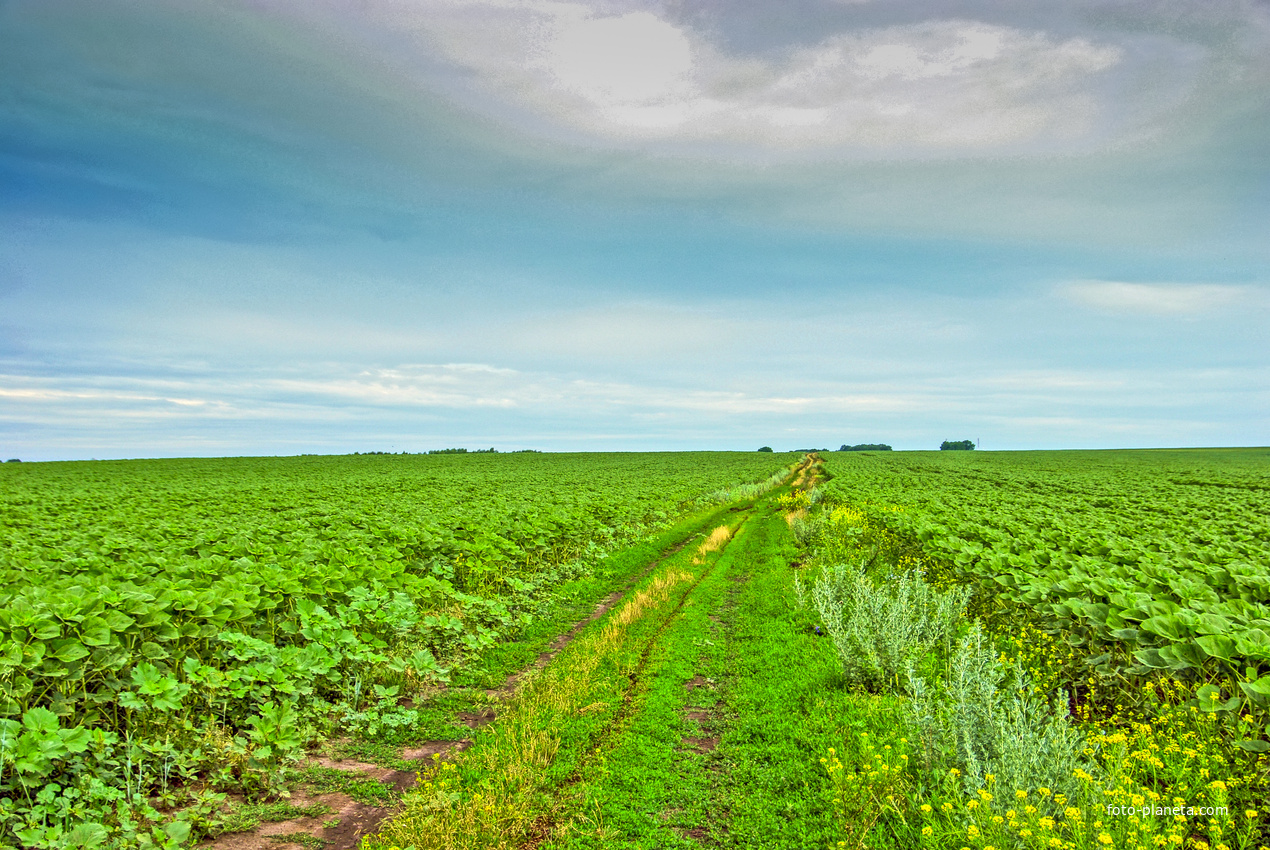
[0,451,796,847]
[817,448,1270,680]
[2,449,1268,849]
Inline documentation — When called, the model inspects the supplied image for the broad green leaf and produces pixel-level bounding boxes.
[1238,676,1270,707]
[21,706,59,734]
[60,724,91,753]
[1140,615,1186,641]
[100,609,135,631]
[139,641,169,660]
[1157,643,1199,670]
[78,616,111,647]
[164,821,192,844]
[118,691,145,711]
[1196,634,1238,662]
[1132,648,1171,669]
[50,640,89,663]
[0,641,22,667]
[1196,684,1224,711]
[66,824,108,848]
[1235,628,1270,660]
[1236,739,1270,753]
[1196,613,1234,635]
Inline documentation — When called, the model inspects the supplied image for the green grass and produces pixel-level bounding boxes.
[213,801,334,835]
[360,452,1270,849]
[453,499,750,691]
[718,509,914,848]
[368,497,772,849]
[520,470,923,849]
[541,476,929,849]
[0,450,799,848]
[361,500,751,756]
[365,461,898,850]
[302,766,398,805]
[327,499,761,826]
[549,516,747,848]
[268,832,330,848]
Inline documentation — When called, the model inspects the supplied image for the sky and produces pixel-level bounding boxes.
[1,0,1268,459]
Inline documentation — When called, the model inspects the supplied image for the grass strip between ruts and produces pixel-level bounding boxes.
[373,500,759,749]
[544,513,748,848]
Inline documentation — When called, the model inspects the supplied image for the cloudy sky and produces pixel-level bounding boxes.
[2,0,1267,459]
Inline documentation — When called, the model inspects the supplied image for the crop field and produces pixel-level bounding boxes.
[798,449,1270,850]
[0,451,797,847]
[822,449,1270,675]
[1,448,1268,850]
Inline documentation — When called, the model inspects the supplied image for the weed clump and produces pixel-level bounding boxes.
[811,562,969,690]
[906,622,1088,798]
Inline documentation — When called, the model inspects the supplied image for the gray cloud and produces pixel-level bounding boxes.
[320,0,1254,159]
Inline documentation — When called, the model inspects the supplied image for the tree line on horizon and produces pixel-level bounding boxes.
[757,441,978,452]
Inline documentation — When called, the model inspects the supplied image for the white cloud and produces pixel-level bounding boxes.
[370,1,1189,155]
[0,364,898,425]
[1059,281,1253,316]
[4,353,1266,458]
[541,11,692,104]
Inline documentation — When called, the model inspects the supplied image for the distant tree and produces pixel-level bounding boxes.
[757,446,774,452]
[5,458,19,463]
[839,444,892,452]
[939,440,975,451]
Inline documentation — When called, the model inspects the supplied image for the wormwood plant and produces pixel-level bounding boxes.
[812,563,969,690]
[907,622,1088,798]
[701,462,797,504]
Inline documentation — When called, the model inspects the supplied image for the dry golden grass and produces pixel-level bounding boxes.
[607,570,692,629]
[691,525,733,564]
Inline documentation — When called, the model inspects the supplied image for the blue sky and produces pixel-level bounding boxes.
[2,0,1267,458]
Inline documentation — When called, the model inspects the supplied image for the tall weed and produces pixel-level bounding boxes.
[907,623,1087,798]
[701,463,796,504]
[812,563,969,690]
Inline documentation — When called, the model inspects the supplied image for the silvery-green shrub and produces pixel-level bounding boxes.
[812,563,969,689]
[907,623,1087,798]
[790,514,818,547]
